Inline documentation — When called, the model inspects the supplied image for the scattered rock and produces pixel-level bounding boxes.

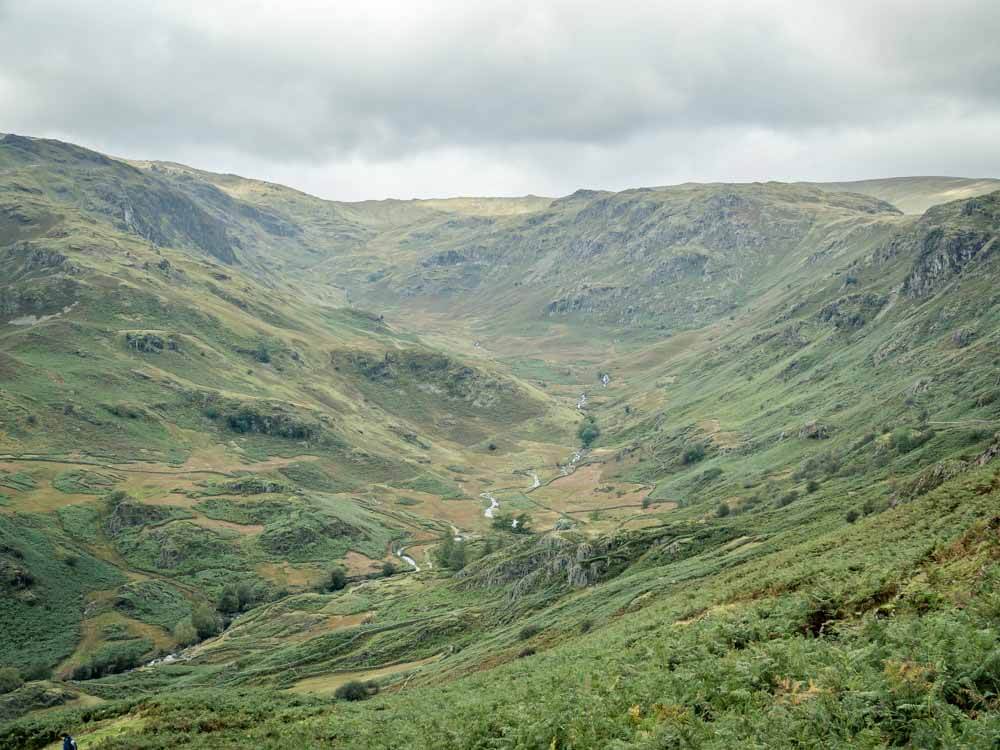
[799,421,829,440]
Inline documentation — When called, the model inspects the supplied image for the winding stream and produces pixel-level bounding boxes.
[395,545,420,571]
[480,491,499,518]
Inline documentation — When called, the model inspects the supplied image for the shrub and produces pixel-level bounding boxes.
[334,680,378,701]
[447,543,466,571]
[492,513,532,534]
[699,467,723,483]
[682,443,706,465]
[775,491,799,508]
[236,581,265,610]
[845,510,860,524]
[173,617,198,647]
[20,663,49,682]
[806,479,820,493]
[579,619,593,634]
[0,667,23,694]
[518,647,536,658]
[70,639,151,680]
[578,417,601,447]
[326,567,347,592]
[381,562,396,577]
[715,502,730,518]
[892,427,933,454]
[519,624,541,641]
[191,603,222,640]
[967,428,993,444]
[217,585,240,615]
[253,343,272,363]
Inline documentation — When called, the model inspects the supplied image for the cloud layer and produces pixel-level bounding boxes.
[1,0,998,199]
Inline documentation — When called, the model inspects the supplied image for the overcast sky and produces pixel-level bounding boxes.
[1,0,998,200]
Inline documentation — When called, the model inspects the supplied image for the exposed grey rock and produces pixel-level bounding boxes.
[799,421,829,440]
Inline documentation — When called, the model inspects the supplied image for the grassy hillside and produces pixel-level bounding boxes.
[806,176,1000,215]
[0,135,998,748]
[0,133,575,690]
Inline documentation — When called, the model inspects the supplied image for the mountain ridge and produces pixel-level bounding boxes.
[1,134,999,748]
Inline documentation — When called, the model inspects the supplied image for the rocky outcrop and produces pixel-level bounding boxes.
[902,228,994,297]
[872,192,999,298]
[0,554,33,592]
[124,331,180,354]
[421,249,469,267]
[105,493,177,537]
[258,511,360,556]
[198,394,326,441]
[546,285,628,316]
[799,421,830,440]
[216,476,287,495]
[975,433,1000,467]
[222,406,319,441]
[96,181,239,265]
[456,533,616,599]
[238,203,301,237]
[951,328,976,348]
[333,349,524,410]
[817,294,887,330]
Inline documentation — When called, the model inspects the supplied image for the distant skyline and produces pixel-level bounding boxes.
[1,0,998,201]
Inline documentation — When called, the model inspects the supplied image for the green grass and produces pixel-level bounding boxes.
[110,581,192,631]
[2,135,1000,747]
[0,514,125,672]
[391,473,464,499]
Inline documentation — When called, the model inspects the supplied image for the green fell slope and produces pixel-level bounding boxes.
[0,135,998,749]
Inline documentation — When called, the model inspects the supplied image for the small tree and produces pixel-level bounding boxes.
[381,561,396,577]
[217,585,240,615]
[491,513,513,531]
[236,581,261,610]
[191,603,222,640]
[334,680,378,701]
[436,534,455,568]
[578,417,600,447]
[715,502,730,518]
[326,567,348,592]
[447,542,467,571]
[173,616,199,646]
[775,491,800,508]
[682,443,706,465]
[513,513,532,534]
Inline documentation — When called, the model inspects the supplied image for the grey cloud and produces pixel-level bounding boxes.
[0,0,997,199]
